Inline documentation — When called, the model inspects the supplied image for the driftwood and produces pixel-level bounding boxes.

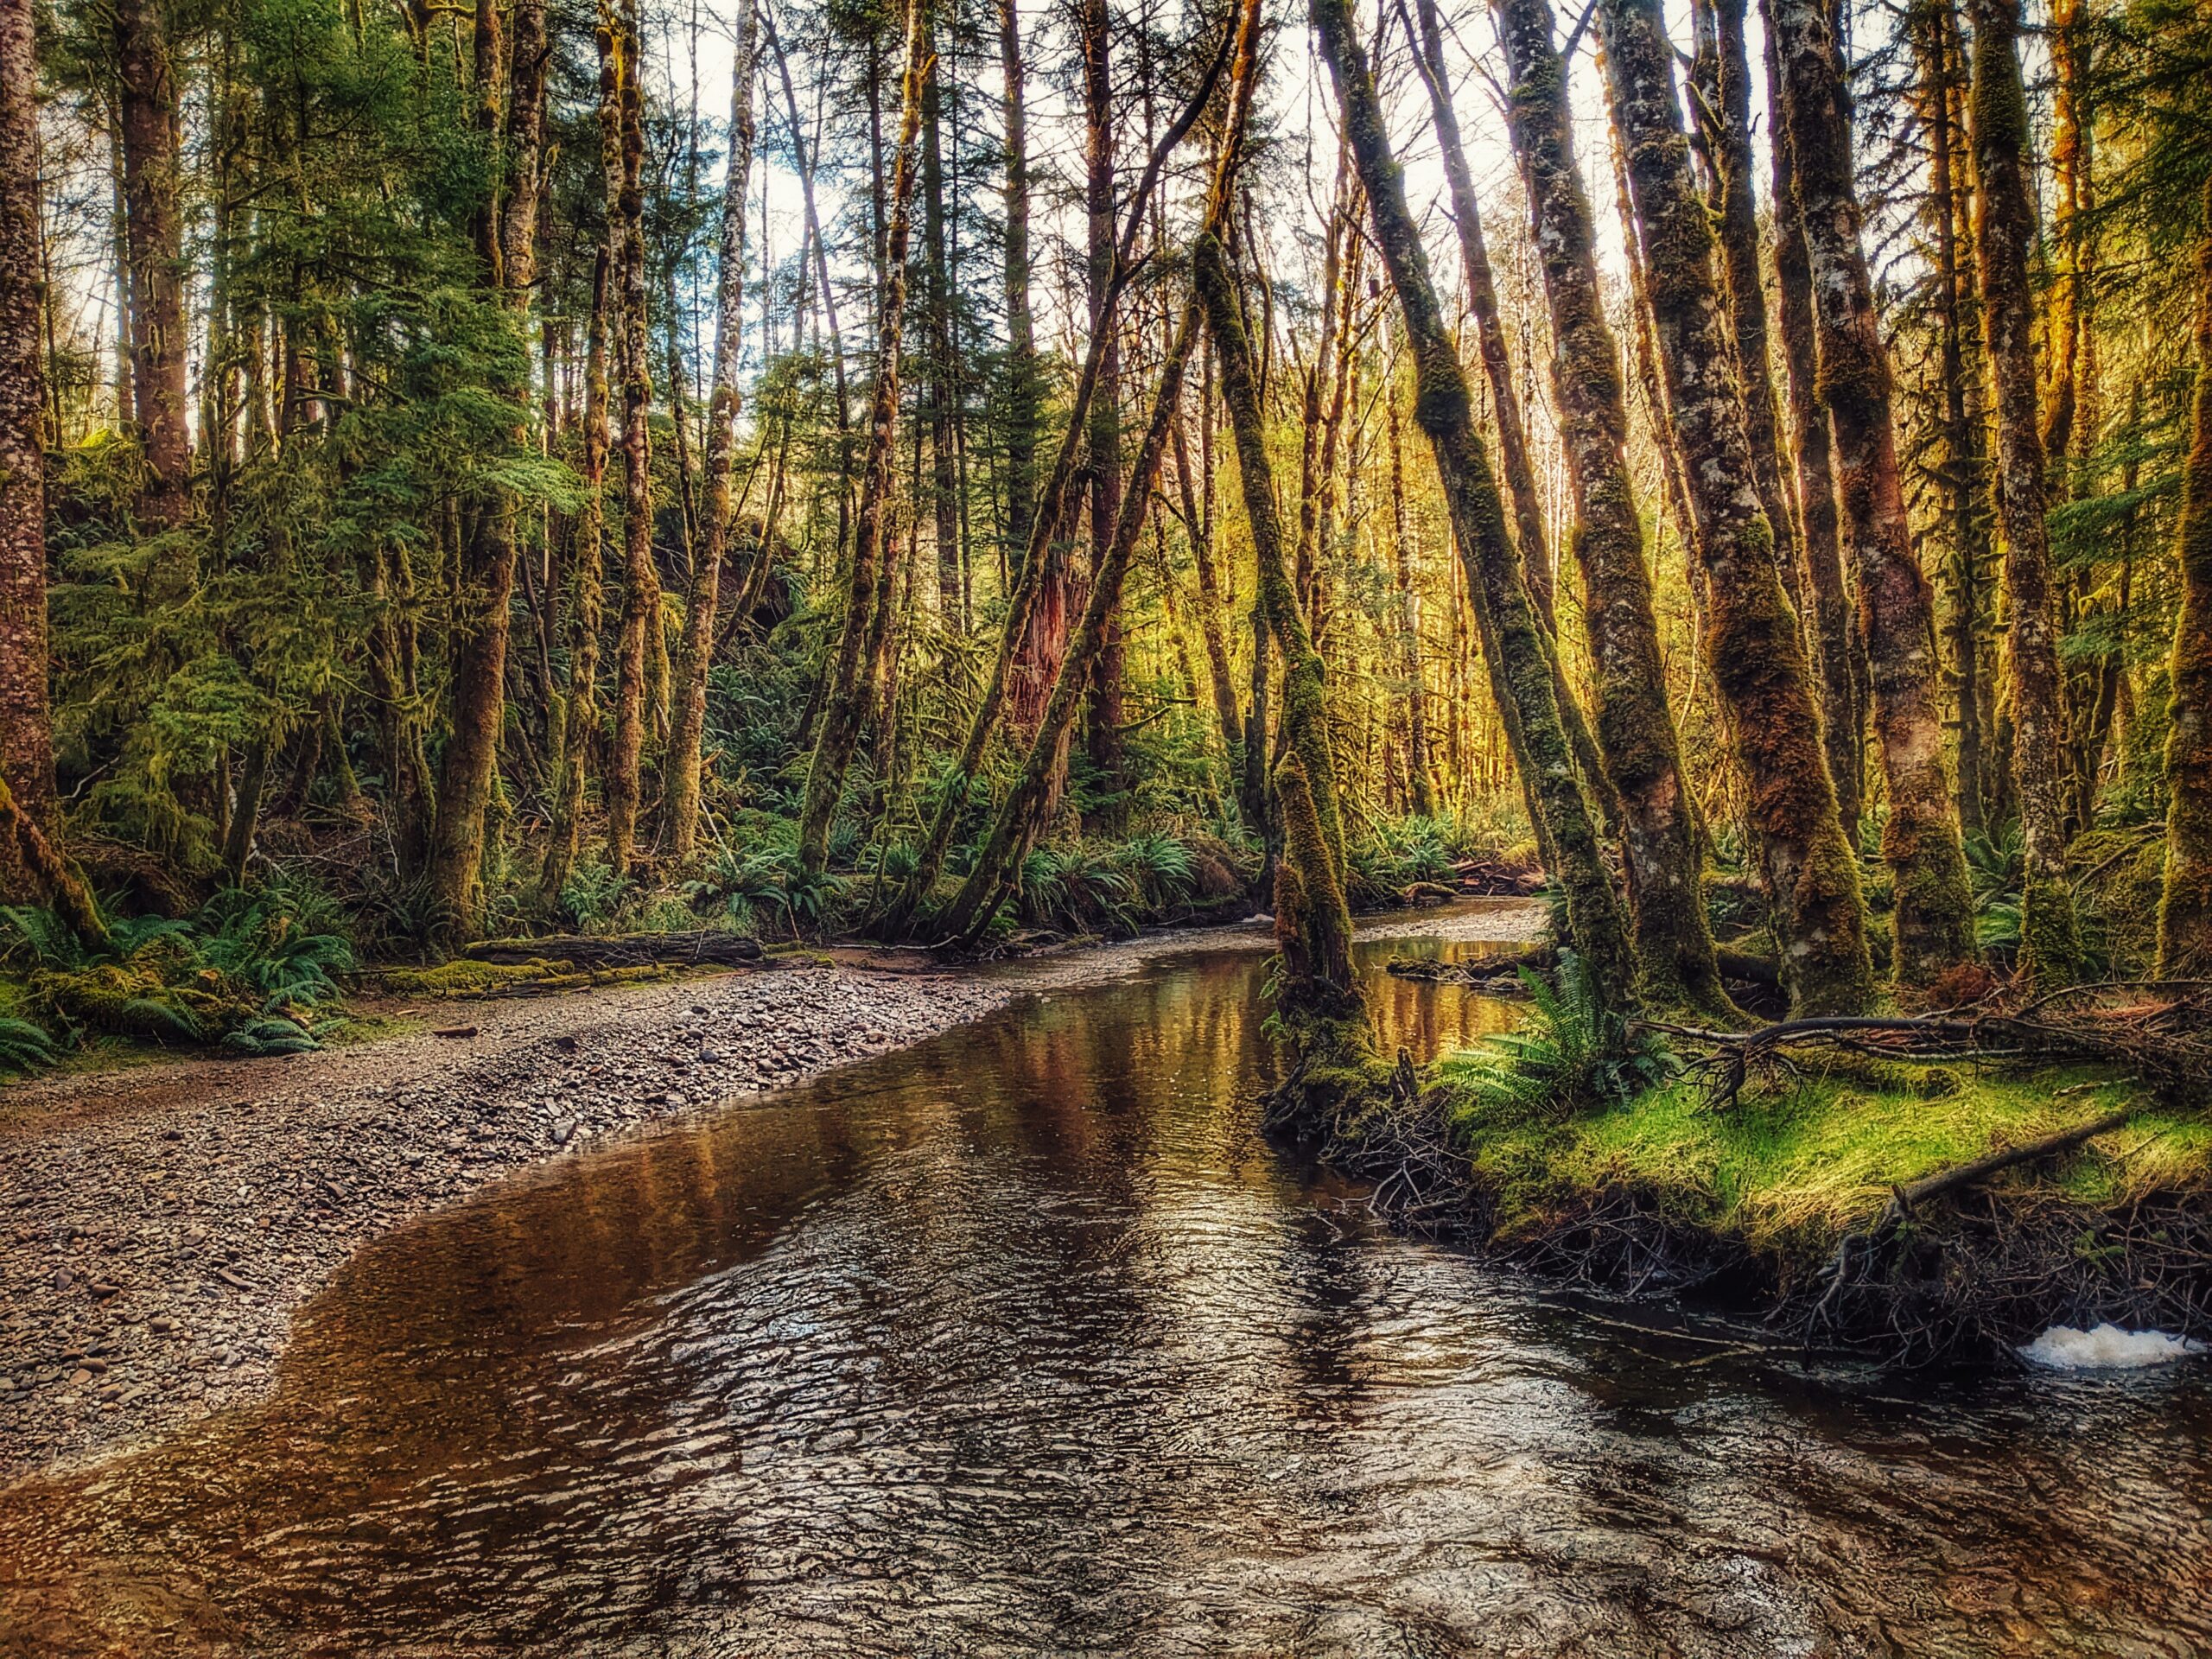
[462,931,764,969]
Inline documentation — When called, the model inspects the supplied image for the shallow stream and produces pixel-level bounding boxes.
[3,909,2208,1655]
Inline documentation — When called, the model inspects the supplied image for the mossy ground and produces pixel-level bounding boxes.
[1433,1056,2211,1268]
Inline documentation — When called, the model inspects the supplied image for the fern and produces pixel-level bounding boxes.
[0,1017,58,1077]
[1437,951,1675,1134]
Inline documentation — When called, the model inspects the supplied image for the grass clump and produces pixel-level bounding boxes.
[1438,1053,2202,1260]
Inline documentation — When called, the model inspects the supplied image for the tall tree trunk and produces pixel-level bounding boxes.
[602,0,658,875]
[998,0,1039,579]
[1409,0,1552,617]
[1968,0,2082,981]
[1910,0,1986,838]
[1174,365,1244,770]
[660,0,757,861]
[1079,0,1126,824]
[795,0,927,875]
[0,0,52,874]
[1385,379,1435,818]
[542,252,612,909]
[114,0,189,529]
[1694,0,1805,628]
[1317,0,1633,1010]
[2158,178,2212,978]
[426,0,548,936]
[1597,0,1875,1015]
[1491,0,1733,1018]
[1769,0,1976,990]
[1761,10,1861,830]
[923,52,963,628]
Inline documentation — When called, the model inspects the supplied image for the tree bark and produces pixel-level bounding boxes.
[1385,384,1435,817]
[114,0,189,529]
[2158,179,2212,978]
[1968,0,2082,981]
[426,0,548,936]
[0,0,52,872]
[602,0,658,875]
[922,51,963,629]
[1760,8,1861,830]
[541,251,612,910]
[1079,0,1126,824]
[1317,0,1633,1010]
[998,0,1039,569]
[1491,0,1733,1018]
[1769,0,1976,990]
[660,0,757,860]
[1597,0,1874,1016]
[796,0,927,875]
[1408,0,1552,619]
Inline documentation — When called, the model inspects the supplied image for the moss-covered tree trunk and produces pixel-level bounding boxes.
[1694,0,1806,627]
[1317,0,1632,1011]
[998,0,1039,569]
[1411,0,1551,618]
[601,0,659,876]
[1761,22,1864,831]
[1596,0,1874,1016]
[1769,0,1976,992]
[114,0,189,531]
[1967,0,2082,982]
[1385,385,1436,818]
[658,1,758,861]
[426,0,548,936]
[1174,369,1246,771]
[2158,178,2212,979]
[0,0,52,886]
[540,252,611,911]
[796,0,927,876]
[1491,0,1732,1020]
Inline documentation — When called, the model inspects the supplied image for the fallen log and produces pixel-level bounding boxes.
[461,931,764,969]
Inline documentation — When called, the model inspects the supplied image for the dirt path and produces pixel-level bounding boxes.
[0,901,1543,1486]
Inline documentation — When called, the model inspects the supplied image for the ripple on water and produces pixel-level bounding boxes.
[2,918,2209,1657]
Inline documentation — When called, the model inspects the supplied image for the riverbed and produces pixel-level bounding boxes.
[2,909,2208,1656]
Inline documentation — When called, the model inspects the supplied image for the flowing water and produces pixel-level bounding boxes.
[3,911,2209,1656]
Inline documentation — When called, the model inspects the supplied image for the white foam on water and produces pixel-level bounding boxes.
[2018,1322,2206,1370]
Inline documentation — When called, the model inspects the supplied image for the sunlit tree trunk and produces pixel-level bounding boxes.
[1968,0,2082,981]
[1770,0,1976,990]
[1319,0,1632,1009]
[922,53,962,629]
[796,0,927,875]
[660,0,757,861]
[1597,0,1874,1016]
[1078,0,1127,824]
[2156,180,2212,978]
[114,0,189,529]
[1491,0,1732,1018]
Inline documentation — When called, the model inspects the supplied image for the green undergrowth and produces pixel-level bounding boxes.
[1437,1058,2209,1262]
[378,958,672,998]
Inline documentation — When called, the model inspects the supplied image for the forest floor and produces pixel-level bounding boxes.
[0,913,1304,1484]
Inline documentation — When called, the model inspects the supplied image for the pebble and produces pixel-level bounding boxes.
[0,954,1028,1482]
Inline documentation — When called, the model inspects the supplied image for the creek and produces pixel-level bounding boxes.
[1,907,2206,1656]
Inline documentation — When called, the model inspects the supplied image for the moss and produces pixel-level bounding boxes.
[379,957,668,997]
[1439,1060,2195,1262]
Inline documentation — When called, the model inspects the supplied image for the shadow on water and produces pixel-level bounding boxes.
[2,912,2209,1656]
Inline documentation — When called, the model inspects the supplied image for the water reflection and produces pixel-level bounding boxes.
[3,930,2208,1657]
